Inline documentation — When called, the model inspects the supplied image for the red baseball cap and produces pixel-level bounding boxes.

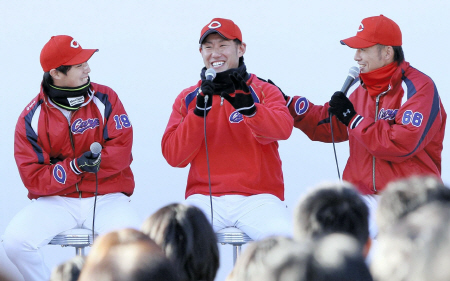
[40,35,98,72]
[340,15,402,48]
[199,18,242,44]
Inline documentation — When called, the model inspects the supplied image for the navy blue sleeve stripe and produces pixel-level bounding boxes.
[401,82,441,157]
[402,75,417,99]
[95,91,112,141]
[24,100,44,164]
[249,86,260,104]
[185,88,199,109]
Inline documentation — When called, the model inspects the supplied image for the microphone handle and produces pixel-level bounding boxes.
[341,76,356,96]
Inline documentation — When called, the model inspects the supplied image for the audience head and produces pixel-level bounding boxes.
[376,175,450,235]
[83,228,162,267]
[407,202,450,281]
[226,236,297,281]
[235,234,372,281]
[78,228,164,281]
[305,233,373,281]
[371,201,450,281]
[50,256,85,281]
[294,181,369,253]
[79,241,179,281]
[141,203,219,281]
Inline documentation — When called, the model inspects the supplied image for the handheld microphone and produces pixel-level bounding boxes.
[205,68,216,81]
[90,142,102,158]
[340,66,360,95]
[330,66,359,180]
[204,68,216,104]
[90,141,102,241]
[203,68,216,224]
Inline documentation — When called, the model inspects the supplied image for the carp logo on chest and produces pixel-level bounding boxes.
[378,108,398,121]
[71,118,100,134]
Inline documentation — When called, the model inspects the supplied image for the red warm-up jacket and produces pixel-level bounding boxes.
[15,82,134,199]
[288,61,446,194]
[162,73,293,200]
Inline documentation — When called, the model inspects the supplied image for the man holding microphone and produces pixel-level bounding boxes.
[3,35,141,281]
[162,18,293,240]
[284,15,446,238]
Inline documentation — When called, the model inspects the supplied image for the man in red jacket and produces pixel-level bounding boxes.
[3,35,141,281]
[162,18,293,240]
[285,15,446,238]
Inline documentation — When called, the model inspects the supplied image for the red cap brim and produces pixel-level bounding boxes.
[340,36,376,49]
[63,49,98,66]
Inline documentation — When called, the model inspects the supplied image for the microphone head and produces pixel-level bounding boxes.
[205,68,217,81]
[349,66,360,79]
[90,142,102,155]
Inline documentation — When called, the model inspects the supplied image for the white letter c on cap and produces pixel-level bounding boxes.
[357,23,364,32]
[70,39,80,48]
[208,21,222,29]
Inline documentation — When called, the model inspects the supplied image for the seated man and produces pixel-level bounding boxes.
[161,18,293,240]
[2,35,141,281]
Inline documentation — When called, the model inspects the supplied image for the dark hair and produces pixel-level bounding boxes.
[141,204,219,281]
[392,46,404,65]
[294,182,369,248]
[50,256,85,281]
[261,234,372,281]
[307,234,373,281]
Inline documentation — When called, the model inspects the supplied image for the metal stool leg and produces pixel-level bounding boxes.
[76,247,85,256]
[216,227,252,266]
[233,244,242,265]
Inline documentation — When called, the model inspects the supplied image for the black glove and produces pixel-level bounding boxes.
[268,79,292,107]
[221,72,256,117]
[193,80,214,117]
[76,151,101,173]
[328,91,356,126]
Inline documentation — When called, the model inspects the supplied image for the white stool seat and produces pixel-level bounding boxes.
[49,228,97,256]
[216,227,252,264]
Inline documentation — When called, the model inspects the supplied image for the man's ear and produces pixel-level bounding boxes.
[49,69,60,80]
[385,46,395,62]
[238,42,246,57]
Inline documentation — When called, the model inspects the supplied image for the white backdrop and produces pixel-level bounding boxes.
[1,1,449,280]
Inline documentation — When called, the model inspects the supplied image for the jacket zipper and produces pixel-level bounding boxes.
[68,118,81,198]
[372,95,381,193]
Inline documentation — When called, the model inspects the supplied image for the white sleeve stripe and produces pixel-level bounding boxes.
[70,159,83,175]
[237,104,255,111]
[286,96,293,108]
[350,115,364,129]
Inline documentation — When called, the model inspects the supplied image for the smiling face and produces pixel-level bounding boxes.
[200,33,246,73]
[354,44,394,73]
[51,62,91,87]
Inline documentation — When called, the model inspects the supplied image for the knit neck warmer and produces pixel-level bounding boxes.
[200,61,249,95]
[360,62,398,97]
[45,77,91,111]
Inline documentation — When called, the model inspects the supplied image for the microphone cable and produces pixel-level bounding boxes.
[329,114,341,180]
[329,66,359,180]
[203,94,214,225]
[92,172,98,242]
